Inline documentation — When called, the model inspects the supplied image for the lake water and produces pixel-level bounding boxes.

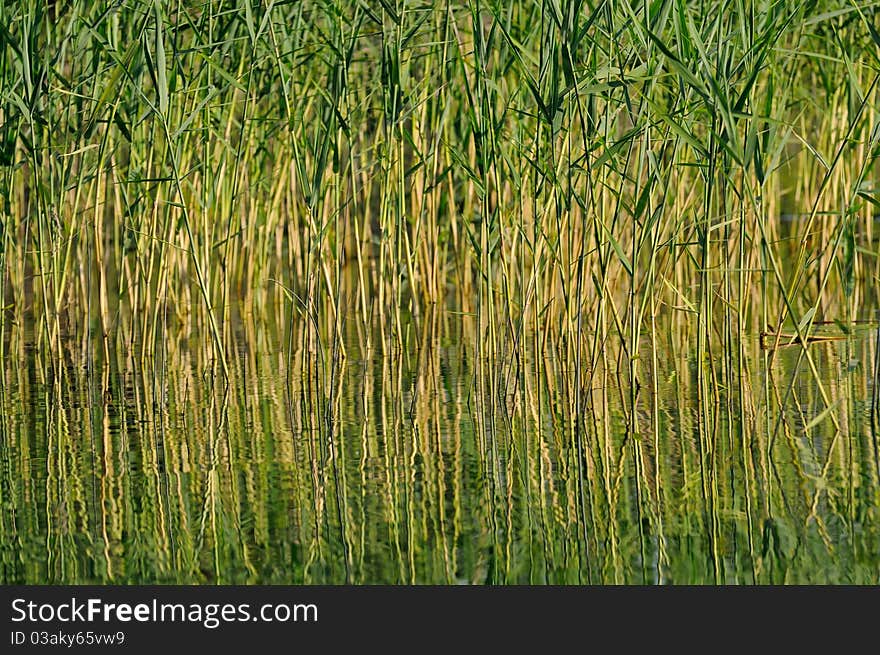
[2,313,879,584]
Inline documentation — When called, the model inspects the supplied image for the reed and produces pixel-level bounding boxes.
[2,0,880,584]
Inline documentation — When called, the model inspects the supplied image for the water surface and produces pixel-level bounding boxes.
[2,314,879,584]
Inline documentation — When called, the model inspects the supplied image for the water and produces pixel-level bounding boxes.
[2,314,879,584]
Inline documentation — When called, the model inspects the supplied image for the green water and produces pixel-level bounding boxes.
[1,316,879,584]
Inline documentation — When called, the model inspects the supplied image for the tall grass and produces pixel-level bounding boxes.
[2,0,880,583]
[1,0,878,356]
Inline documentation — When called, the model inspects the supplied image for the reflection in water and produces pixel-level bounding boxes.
[1,312,879,584]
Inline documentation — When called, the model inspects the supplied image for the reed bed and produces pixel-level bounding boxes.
[2,0,880,583]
